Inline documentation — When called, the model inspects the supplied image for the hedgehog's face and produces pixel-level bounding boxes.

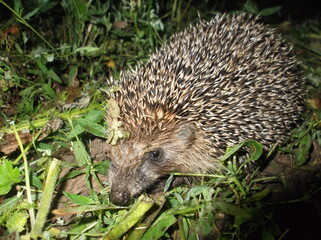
[106,124,210,206]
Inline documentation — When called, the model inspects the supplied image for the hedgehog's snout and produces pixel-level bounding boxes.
[110,185,131,206]
[107,141,165,206]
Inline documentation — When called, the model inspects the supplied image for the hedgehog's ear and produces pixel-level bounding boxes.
[175,124,197,147]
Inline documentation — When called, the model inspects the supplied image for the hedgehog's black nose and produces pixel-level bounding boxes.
[110,188,131,206]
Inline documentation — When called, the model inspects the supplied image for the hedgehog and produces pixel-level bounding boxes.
[106,13,304,206]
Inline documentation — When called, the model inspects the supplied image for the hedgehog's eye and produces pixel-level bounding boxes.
[147,149,163,161]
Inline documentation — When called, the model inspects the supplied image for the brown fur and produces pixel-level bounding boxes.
[107,123,215,205]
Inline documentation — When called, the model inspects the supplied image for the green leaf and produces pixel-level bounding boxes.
[67,110,106,139]
[35,58,62,83]
[219,140,263,164]
[76,118,107,138]
[262,220,281,239]
[15,43,23,54]
[6,211,28,233]
[72,141,90,166]
[47,69,62,83]
[294,133,312,166]
[196,212,215,236]
[186,185,214,202]
[36,58,49,73]
[67,124,85,139]
[142,212,177,239]
[30,173,43,189]
[241,140,263,165]
[251,188,270,201]
[243,1,259,14]
[42,83,56,99]
[74,47,101,56]
[63,192,96,206]
[38,142,55,151]
[233,207,264,227]
[219,142,245,161]
[67,65,78,85]
[0,160,21,195]
[93,161,110,175]
[84,109,105,122]
[23,6,42,19]
[73,0,88,16]
[0,195,22,214]
[164,173,174,192]
[214,202,252,219]
[259,6,282,16]
[261,230,275,240]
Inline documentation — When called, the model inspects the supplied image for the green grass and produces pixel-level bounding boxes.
[1,0,321,239]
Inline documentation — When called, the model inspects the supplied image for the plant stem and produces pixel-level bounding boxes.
[11,124,36,227]
[103,196,155,240]
[31,158,61,238]
[0,104,98,134]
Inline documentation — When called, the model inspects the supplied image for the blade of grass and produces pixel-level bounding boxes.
[11,123,35,227]
[13,130,42,165]
[0,0,55,51]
